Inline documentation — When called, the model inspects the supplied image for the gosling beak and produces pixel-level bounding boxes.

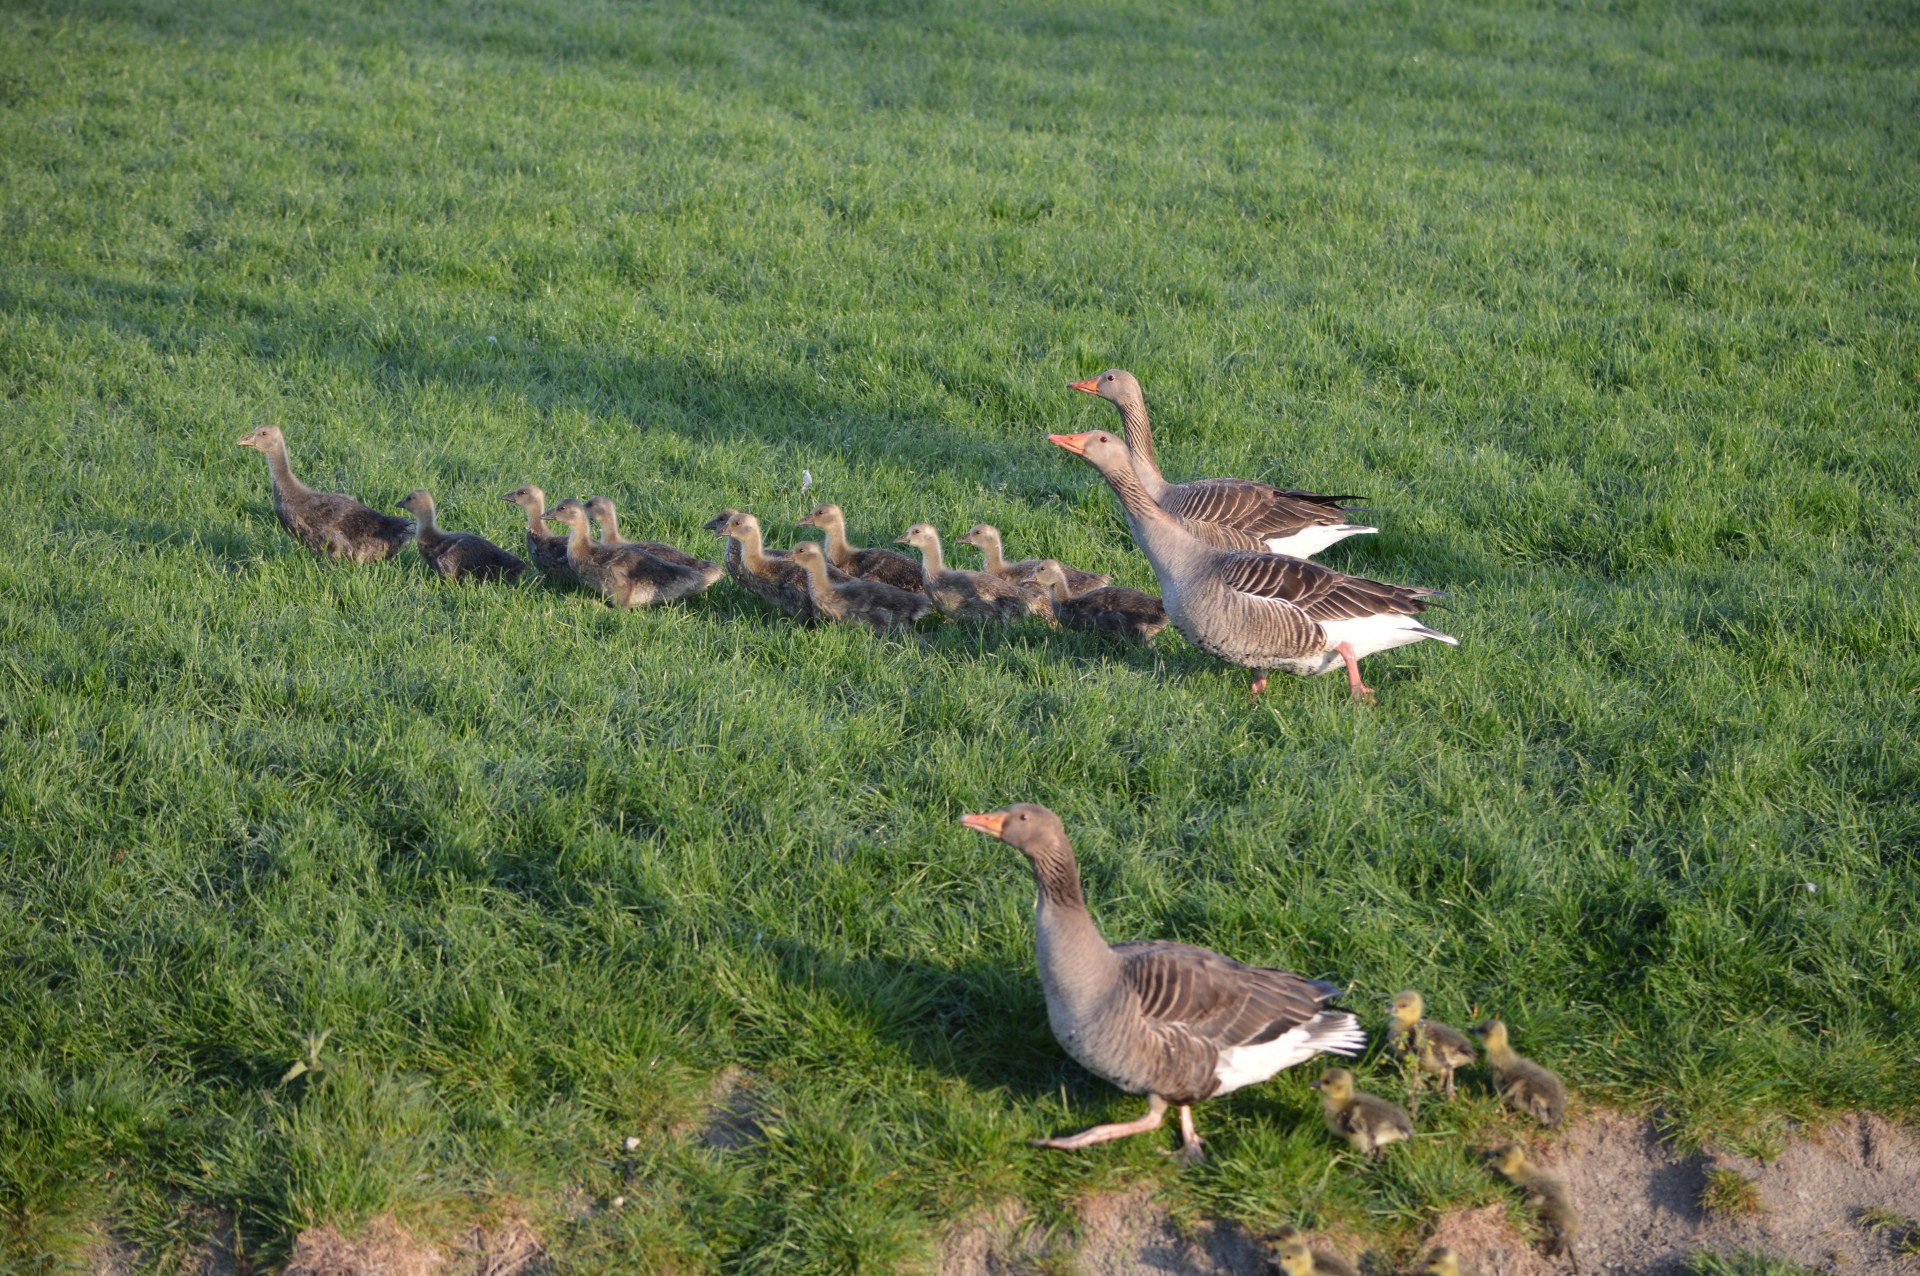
[893,533,913,546]
[1067,378,1100,395]
[1048,432,1093,456]
[540,507,564,520]
[958,811,1007,840]
[234,436,252,447]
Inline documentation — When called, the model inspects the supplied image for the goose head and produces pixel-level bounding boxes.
[1067,368,1144,413]
[235,424,284,451]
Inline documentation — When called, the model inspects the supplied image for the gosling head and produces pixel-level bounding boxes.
[1273,1242,1313,1276]
[1491,1143,1529,1177]
[584,495,617,523]
[702,508,741,536]
[894,522,939,551]
[1469,1019,1510,1052]
[1390,990,1426,1026]
[1031,560,1069,594]
[1066,368,1144,412]
[797,503,843,530]
[721,512,762,540]
[1046,429,1131,476]
[502,483,547,511]
[394,489,436,518]
[235,424,284,451]
[540,498,590,531]
[1425,1247,1462,1276]
[955,523,998,549]
[1309,1068,1355,1104]
[789,540,828,570]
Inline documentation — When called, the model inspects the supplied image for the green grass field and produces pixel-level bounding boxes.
[3,0,1917,1270]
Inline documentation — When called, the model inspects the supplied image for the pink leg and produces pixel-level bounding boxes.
[1249,673,1269,697]
[1031,1094,1167,1151]
[1173,1104,1206,1164]
[1337,642,1375,702]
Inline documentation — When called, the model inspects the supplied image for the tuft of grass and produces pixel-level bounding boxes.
[1700,1168,1765,1218]
[1857,1207,1920,1257]
[1685,1251,1827,1276]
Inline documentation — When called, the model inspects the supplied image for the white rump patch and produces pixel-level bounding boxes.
[1318,612,1458,661]
[1211,1012,1366,1096]
[1262,524,1377,559]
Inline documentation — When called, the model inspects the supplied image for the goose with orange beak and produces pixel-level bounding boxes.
[1068,369,1374,558]
[1047,430,1454,700]
[960,803,1363,1163]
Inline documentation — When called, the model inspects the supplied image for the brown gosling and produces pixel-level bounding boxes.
[956,523,1110,594]
[895,523,1031,623]
[1472,1020,1567,1127]
[1493,1143,1580,1265]
[789,541,932,633]
[715,511,838,622]
[394,489,527,582]
[1311,1067,1413,1158]
[797,503,925,593]
[543,498,721,608]
[1424,1246,1481,1276]
[1387,990,1477,1109]
[502,483,575,581]
[1033,560,1168,643]
[235,425,414,562]
[1265,1227,1358,1276]
[582,495,714,570]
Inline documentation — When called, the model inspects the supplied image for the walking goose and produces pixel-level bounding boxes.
[1033,561,1168,643]
[714,511,844,622]
[956,524,1109,595]
[1311,1067,1414,1157]
[896,524,1031,624]
[235,425,414,562]
[1049,430,1455,699]
[394,490,527,582]
[1265,1227,1359,1276]
[1493,1144,1580,1261]
[1387,990,1477,1106]
[789,541,932,632]
[543,499,722,608]
[959,804,1364,1163]
[1069,369,1375,559]
[1472,1020,1567,1127]
[502,484,575,581]
[797,503,925,593]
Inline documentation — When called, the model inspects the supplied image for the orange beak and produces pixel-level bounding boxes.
[1047,432,1093,456]
[958,811,1007,839]
[1067,378,1100,395]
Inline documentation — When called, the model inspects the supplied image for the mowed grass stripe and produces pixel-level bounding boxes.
[1,0,1916,1270]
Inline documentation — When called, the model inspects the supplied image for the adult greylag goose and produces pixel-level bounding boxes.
[1387,989,1477,1108]
[797,503,924,593]
[1264,1227,1359,1276]
[1311,1067,1413,1157]
[956,524,1109,595]
[895,524,1030,624]
[235,425,414,562]
[1472,1020,1567,1127]
[959,804,1364,1163]
[1049,430,1455,699]
[1032,560,1168,643]
[583,496,715,570]
[543,499,722,608]
[715,512,849,622]
[1069,369,1374,559]
[1493,1145,1580,1261]
[502,484,574,581]
[394,490,528,582]
[789,541,932,633]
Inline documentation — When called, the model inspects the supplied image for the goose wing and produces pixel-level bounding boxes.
[1216,553,1436,621]
[1165,478,1363,537]
[1112,941,1340,1050]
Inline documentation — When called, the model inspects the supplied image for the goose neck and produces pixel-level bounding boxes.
[915,537,945,578]
[262,440,307,496]
[1116,399,1166,491]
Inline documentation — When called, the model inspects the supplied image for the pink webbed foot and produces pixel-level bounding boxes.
[1337,642,1376,703]
[1030,1095,1168,1152]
